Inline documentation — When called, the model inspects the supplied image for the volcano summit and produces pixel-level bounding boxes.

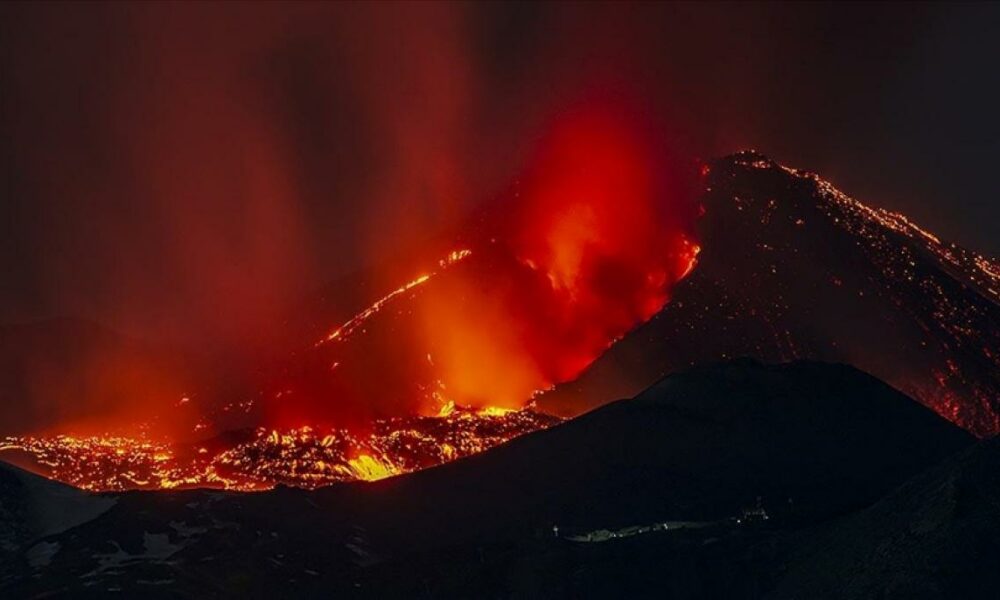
[544,151,1000,436]
[2,150,1000,599]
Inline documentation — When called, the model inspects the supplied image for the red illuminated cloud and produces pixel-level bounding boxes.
[417,103,699,408]
[269,100,701,428]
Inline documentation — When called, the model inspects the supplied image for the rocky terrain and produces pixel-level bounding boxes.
[2,360,990,598]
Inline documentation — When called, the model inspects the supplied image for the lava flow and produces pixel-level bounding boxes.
[1,404,561,491]
[265,104,700,429]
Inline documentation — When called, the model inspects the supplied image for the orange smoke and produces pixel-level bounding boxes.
[259,101,698,429]
[415,105,699,410]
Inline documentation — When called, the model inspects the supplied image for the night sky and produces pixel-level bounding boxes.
[2,2,998,350]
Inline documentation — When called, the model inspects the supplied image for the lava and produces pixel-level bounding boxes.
[273,103,700,430]
[1,404,561,491]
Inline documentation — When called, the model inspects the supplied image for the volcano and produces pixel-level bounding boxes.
[543,152,1000,436]
[3,153,1000,597]
[3,151,1000,491]
[270,149,1000,439]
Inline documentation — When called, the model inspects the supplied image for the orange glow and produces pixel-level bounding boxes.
[1,403,559,491]
[476,405,517,417]
[316,248,474,347]
[414,105,700,410]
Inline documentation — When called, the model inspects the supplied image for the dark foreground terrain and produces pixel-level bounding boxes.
[2,360,997,598]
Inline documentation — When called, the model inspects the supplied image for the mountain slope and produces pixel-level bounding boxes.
[771,437,1000,599]
[0,461,115,584]
[0,360,973,598]
[542,152,1000,436]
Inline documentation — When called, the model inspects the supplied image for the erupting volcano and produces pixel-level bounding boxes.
[1,105,701,491]
[5,140,1000,493]
[7,5,1000,598]
[543,151,1000,436]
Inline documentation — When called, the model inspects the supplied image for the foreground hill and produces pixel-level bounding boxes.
[0,360,978,598]
[772,436,1000,599]
[0,461,115,582]
[341,359,971,550]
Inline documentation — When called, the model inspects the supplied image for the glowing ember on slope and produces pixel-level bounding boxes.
[408,106,700,411]
[316,248,473,346]
[716,152,1000,436]
[1,404,560,491]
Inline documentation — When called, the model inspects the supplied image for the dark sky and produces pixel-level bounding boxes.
[1,2,998,349]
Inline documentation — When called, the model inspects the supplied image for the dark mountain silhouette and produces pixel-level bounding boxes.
[343,360,970,549]
[771,436,1000,599]
[0,360,980,598]
[0,461,115,582]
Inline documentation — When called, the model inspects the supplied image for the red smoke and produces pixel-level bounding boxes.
[262,101,700,427]
[416,104,699,409]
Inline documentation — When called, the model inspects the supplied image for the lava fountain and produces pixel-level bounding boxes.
[415,106,700,409]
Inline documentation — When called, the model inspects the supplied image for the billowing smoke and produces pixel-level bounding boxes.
[261,98,699,428]
[415,101,699,410]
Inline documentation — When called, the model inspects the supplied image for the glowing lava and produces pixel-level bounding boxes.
[1,404,561,491]
[256,103,700,434]
[316,248,473,346]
